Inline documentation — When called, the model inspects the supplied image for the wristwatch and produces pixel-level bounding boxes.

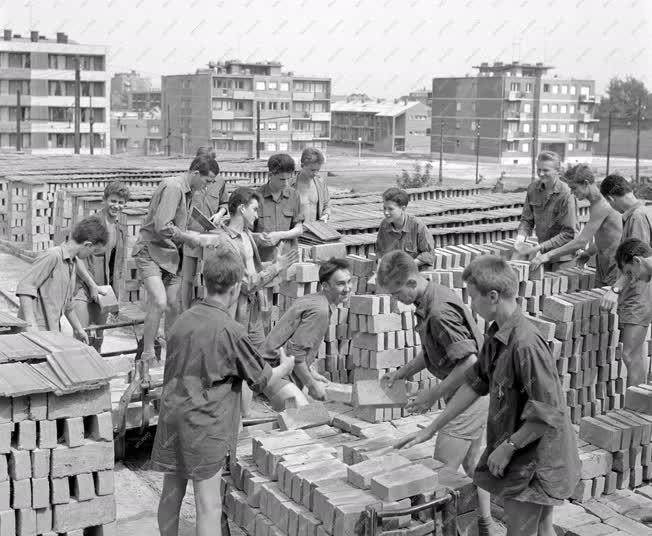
[611,286,621,295]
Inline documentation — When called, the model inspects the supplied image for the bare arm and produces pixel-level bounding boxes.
[543,205,607,262]
[426,354,478,403]
[397,352,427,379]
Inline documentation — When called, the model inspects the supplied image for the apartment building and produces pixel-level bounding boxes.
[331,100,431,153]
[0,29,110,154]
[431,62,599,165]
[162,60,331,157]
[111,111,162,155]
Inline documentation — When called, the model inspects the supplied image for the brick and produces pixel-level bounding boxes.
[52,495,116,532]
[50,441,114,478]
[324,383,352,404]
[580,417,622,451]
[352,379,407,408]
[0,482,7,511]
[15,508,36,536]
[47,385,111,420]
[63,417,85,447]
[12,397,29,422]
[0,424,10,454]
[368,349,405,369]
[0,457,6,483]
[50,477,70,504]
[347,454,412,489]
[37,420,57,449]
[31,448,50,479]
[15,420,36,451]
[28,394,47,421]
[94,471,114,496]
[579,448,613,479]
[9,448,32,480]
[278,403,330,431]
[32,477,49,509]
[543,295,575,322]
[0,510,14,536]
[625,386,652,415]
[595,415,633,450]
[87,412,113,441]
[370,463,439,501]
[73,473,95,502]
[12,479,31,509]
[366,314,403,334]
[526,315,556,341]
[36,507,52,534]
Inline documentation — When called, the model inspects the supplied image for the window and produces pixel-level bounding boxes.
[541,124,548,133]
[279,123,288,131]
[569,104,576,114]
[182,79,190,89]
[568,124,575,133]
[267,122,277,131]
[522,123,530,133]
[560,104,567,114]
[561,85,568,94]
[260,122,265,131]
[541,104,549,113]
[522,142,529,152]
[150,126,159,134]
[525,83,533,93]
[280,102,289,111]
[543,83,550,92]
[552,85,559,94]
[550,104,558,113]
[279,142,288,151]
[510,82,520,91]
[256,81,266,90]
[550,123,558,133]
[568,143,574,151]
[268,102,278,111]
[259,101,266,110]
[523,103,531,113]
[268,81,278,90]
[280,82,289,91]
[570,86,576,95]
[580,86,590,96]
[470,121,476,131]
[234,101,245,110]
[8,53,30,68]
[266,142,276,151]
[456,102,461,111]
[578,142,588,151]
[559,124,567,133]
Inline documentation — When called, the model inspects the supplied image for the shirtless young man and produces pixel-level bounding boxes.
[531,164,622,286]
[290,148,330,223]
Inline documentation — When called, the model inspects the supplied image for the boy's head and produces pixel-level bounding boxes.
[102,181,130,219]
[202,246,245,305]
[462,255,518,322]
[300,148,325,180]
[318,258,352,306]
[188,154,217,190]
[600,173,634,213]
[267,153,296,192]
[377,250,424,305]
[382,187,409,225]
[563,164,595,201]
[71,216,109,259]
[196,146,217,161]
[536,150,561,182]
[615,238,652,282]
[228,188,262,228]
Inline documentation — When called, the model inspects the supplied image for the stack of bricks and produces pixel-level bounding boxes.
[115,207,149,304]
[224,411,476,536]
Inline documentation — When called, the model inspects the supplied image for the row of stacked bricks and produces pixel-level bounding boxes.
[0,387,116,536]
[223,414,477,536]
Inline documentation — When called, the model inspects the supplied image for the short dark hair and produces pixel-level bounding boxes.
[103,181,130,201]
[196,146,217,160]
[228,187,262,216]
[615,238,652,269]
[462,255,518,298]
[189,154,215,176]
[319,257,351,284]
[267,153,296,175]
[377,250,419,288]
[71,215,109,245]
[564,164,595,185]
[600,174,633,197]
[537,150,562,170]
[301,148,325,167]
[202,246,245,295]
[382,187,409,208]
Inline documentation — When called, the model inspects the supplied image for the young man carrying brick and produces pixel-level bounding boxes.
[132,154,218,362]
[150,247,295,536]
[263,257,352,408]
[530,164,622,286]
[375,187,434,270]
[514,151,578,271]
[600,174,652,387]
[396,255,580,536]
[376,250,495,536]
[73,181,131,351]
[290,147,331,223]
[17,216,109,344]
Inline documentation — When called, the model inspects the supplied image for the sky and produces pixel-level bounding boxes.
[2,0,650,98]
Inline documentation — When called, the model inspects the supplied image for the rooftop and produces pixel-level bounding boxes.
[331,100,423,117]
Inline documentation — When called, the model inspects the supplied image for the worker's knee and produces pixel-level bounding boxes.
[149,292,168,313]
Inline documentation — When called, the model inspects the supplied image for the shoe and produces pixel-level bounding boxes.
[477,516,497,536]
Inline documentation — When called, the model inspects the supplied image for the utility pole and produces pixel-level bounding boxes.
[166,104,171,157]
[16,90,22,152]
[531,69,543,182]
[256,101,261,159]
[438,119,444,183]
[74,57,81,154]
[474,120,481,183]
[89,92,94,155]
[635,96,646,183]
[182,132,187,156]
[606,110,612,175]
[357,137,362,166]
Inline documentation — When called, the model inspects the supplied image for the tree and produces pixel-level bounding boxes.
[601,76,649,119]
[396,161,434,189]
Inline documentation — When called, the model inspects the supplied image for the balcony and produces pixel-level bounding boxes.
[579,113,599,123]
[292,111,312,120]
[310,112,331,122]
[592,133,600,143]
[212,110,234,120]
[313,92,330,100]
[292,132,314,141]
[212,88,233,98]
[506,91,526,101]
[233,90,254,100]
[211,130,232,139]
[232,131,255,140]
[578,132,593,141]
[293,92,314,102]
[579,94,600,104]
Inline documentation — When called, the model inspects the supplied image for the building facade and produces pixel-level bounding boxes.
[431,62,599,165]
[111,112,162,155]
[0,30,110,154]
[162,60,331,158]
[331,100,431,153]
[110,71,152,111]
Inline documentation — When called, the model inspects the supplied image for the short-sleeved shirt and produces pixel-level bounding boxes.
[518,178,578,257]
[264,293,331,366]
[16,245,77,331]
[414,282,483,385]
[255,182,303,261]
[132,174,193,274]
[184,178,229,257]
[376,214,434,267]
[465,308,580,500]
[150,301,272,480]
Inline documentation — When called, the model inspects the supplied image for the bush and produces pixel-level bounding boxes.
[396,161,435,188]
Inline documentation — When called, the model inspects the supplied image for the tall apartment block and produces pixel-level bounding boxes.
[431,62,599,165]
[162,60,331,157]
[0,29,110,154]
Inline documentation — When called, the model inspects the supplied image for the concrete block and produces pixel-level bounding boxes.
[0,424,10,454]
[63,417,85,447]
[347,454,412,489]
[352,379,407,408]
[324,383,353,404]
[12,478,31,509]
[543,295,575,322]
[12,397,29,422]
[94,471,114,496]
[15,508,36,536]
[0,482,7,511]
[47,386,111,420]
[50,441,114,478]
[38,420,57,449]
[580,448,613,479]
[35,507,52,534]
[278,403,331,431]
[50,477,70,505]
[32,477,49,509]
[87,412,113,442]
[0,510,14,536]
[526,315,556,341]
[625,387,652,415]
[52,495,116,532]
[9,448,32,480]
[580,417,622,451]
[366,314,403,334]
[0,457,6,483]
[73,473,95,502]
[370,463,439,501]
[28,394,47,421]
[31,448,50,480]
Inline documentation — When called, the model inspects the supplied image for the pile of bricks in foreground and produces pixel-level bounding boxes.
[0,331,116,535]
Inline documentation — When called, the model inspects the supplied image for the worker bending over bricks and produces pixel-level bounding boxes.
[290,147,331,223]
[375,187,435,270]
[263,257,352,409]
[150,247,295,536]
[73,181,131,352]
[212,187,298,415]
[600,173,652,387]
[132,154,218,363]
[376,250,496,536]
[531,164,622,286]
[396,255,580,536]
[17,215,108,344]
[514,151,578,271]
[180,147,229,312]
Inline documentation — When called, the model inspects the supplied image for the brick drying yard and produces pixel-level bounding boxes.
[3,153,652,535]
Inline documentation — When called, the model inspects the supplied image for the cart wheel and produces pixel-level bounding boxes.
[114,436,126,462]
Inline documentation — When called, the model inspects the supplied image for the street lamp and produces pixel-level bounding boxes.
[358,137,362,166]
[475,121,481,184]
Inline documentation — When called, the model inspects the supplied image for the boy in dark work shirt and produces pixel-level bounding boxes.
[150,247,294,536]
[396,255,580,536]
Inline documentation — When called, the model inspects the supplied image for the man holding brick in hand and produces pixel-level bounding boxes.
[377,250,495,536]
